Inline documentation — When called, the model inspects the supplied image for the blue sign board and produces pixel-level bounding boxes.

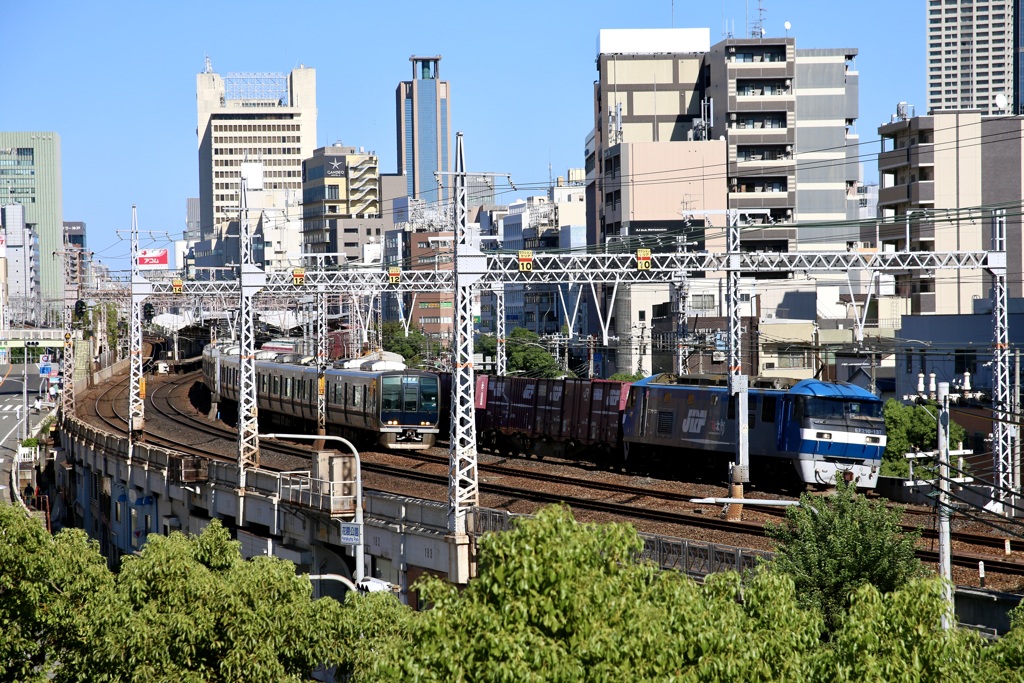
[340,523,362,546]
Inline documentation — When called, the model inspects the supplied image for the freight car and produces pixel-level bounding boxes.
[474,374,630,460]
[202,344,441,449]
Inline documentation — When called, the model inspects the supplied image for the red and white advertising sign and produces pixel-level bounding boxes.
[138,248,169,269]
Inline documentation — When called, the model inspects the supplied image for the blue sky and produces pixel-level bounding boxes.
[3,0,922,272]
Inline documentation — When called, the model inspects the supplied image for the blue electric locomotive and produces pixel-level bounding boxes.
[621,374,885,488]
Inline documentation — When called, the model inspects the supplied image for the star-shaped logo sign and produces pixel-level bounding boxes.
[329,159,344,171]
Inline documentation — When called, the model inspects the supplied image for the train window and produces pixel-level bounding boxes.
[284,378,292,398]
[727,395,736,419]
[272,376,280,394]
[847,401,883,419]
[420,376,439,410]
[627,388,637,408]
[352,385,361,408]
[402,376,420,411]
[382,377,401,410]
[761,396,777,423]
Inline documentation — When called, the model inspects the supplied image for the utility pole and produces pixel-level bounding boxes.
[905,381,973,629]
[937,382,952,628]
[587,335,595,379]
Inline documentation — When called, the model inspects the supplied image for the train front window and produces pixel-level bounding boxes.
[420,376,439,411]
[847,400,883,419]
[382,377,402,411]
[402,376,420,411]
[799,397,882,419]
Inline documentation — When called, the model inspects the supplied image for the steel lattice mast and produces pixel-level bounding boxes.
[237,175,265,470]
[990,209,1012,513]
[725,211,749,521]
[447,133,484,581]
[60,233,80,419]
[315,277,329,437]
[128,206,148,440]
[494,285,506,376]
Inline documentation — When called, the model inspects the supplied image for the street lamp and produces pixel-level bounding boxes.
[260,433,364,583]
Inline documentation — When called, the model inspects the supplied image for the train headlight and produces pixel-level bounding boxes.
[866,436,880,444]
[816,432,832,440]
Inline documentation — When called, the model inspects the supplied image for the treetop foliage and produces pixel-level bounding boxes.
[4,497,1024,682]
[882,398,968,478]
[765,479,926,634]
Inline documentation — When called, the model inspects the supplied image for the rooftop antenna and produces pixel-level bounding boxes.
[751,0,767,38]
[204,54,213,74]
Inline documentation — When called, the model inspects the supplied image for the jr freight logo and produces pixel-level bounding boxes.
[681,409,708,434]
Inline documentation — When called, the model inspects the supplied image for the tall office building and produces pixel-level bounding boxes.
[196,59,317,243]
[396,56,451,206]
[927,0,1017,114]
[0,134,63,318]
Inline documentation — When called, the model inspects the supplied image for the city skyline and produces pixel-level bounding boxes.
[2,0,923,273]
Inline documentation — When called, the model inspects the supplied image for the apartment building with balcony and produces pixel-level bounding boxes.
[707,37,797,239]
[877,110,983,314]
[301,144,405,263]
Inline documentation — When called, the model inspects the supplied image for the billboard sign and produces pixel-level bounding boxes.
[138,248,169,269]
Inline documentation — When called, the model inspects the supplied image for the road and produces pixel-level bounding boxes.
[0,364,51,504]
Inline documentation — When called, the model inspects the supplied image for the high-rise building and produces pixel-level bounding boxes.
[0,134,62,318]
[196,59,317,243]
[927,0,1017,114]
[396,56,451,206]
[0,204,41,326]
[586,28,861,374]
[301,144,405,263]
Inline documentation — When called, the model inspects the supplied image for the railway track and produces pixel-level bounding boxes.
[389,449,1024,557]
[87,371,1024,577]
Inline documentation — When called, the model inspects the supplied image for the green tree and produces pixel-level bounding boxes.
[378,505,825,681]
[0,505,115,682]
[815,579,986,681]
[476,328,561,377]
[882,398,968,478]
[0,508,348,682]
[475,333,497,359]
[381,321,427,366]
[506,328,560,378]
[765,480,926,634]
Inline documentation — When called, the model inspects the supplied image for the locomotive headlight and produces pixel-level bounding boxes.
[816,432,832,440]
[866,436,880,444]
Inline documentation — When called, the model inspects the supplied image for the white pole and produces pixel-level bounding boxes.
[937,381,953,629]
[261,433,364,583]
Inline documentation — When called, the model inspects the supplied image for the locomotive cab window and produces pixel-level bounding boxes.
[761,395,777,423]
